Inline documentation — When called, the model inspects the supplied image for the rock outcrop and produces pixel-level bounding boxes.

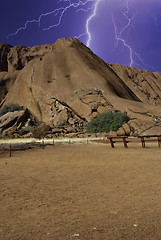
[106,63,161,135]
[107,63,161,106]
[0,38,161,136]
[0,109,38,137]
[0,43,12,72]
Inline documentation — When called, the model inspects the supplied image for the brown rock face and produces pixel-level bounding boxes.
[1,38,161,135]
[107,63,161,106]
[0,43,12,72]
[0,71,19,105]
[7,44,53,72]
[0,38,139,121]
[105,63,161,135]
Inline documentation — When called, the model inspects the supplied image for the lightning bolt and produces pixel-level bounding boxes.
[152,16,161,31]
[112,0,136,66]
[112,14,134,66]
[119,0,134,37]
[6,0,158,72]
[86,0,101,47]
[7,0,99,43]
[112,0,156,71]
[42,0,96,31]
[74,0,101,47]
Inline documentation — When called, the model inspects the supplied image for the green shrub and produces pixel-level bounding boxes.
[32,123,51,139]
[0,103,24,117]
[86,111,130,133]
[22,126,35,132]
[146,92,151,99]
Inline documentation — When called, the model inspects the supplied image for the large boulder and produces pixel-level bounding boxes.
[0,109,33,132]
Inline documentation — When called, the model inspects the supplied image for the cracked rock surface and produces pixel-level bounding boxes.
[1,38,161,136]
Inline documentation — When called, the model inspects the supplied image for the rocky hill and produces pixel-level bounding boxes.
[1,38,161,137]
[107,63,161,106]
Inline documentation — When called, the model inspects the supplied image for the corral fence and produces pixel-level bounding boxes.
[0,139,55,157]
[0,142,43,157]
[0,135,161,157]
[107,135,161,148]
[0,138,93,157]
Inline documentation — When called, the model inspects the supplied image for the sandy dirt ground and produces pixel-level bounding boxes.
[0,143,161,240]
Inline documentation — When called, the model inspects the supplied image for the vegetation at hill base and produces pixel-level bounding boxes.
[0,103,44,139]
[31,123,51,139]
[0,103,24,117]
[86,111,130,133]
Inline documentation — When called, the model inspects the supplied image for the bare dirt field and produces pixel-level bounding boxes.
[1,143,161,240]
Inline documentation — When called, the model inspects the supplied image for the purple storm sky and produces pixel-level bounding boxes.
[0,0,161,72]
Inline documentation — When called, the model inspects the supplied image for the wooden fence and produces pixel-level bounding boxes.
[1,135,161,157]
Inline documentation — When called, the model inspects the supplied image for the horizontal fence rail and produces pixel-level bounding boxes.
[0,135,161,157]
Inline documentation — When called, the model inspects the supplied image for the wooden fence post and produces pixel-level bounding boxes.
[42,139,45,149]
[140,137,145,148]
[123,137,128,148]
[9,145,12,157]
[109,137,115,148]
[158,136,161,148]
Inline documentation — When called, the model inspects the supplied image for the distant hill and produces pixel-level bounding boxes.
[1,38,161,136]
